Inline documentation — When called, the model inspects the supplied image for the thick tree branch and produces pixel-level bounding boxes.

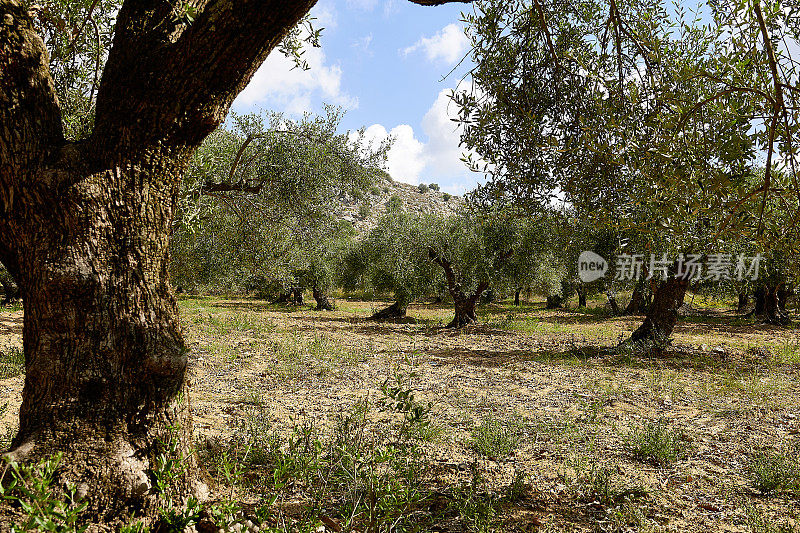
[0,1,63,195]
[92,0,318,159]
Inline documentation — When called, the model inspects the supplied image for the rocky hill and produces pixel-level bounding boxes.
[334,174,465,233]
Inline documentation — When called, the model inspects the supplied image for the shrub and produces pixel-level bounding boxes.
[417,183,429,193]
[468,417,522,458]
[747,449,800,494]
[0,344,24,379]
[428,183,440,191]
[442,192,451,201]
[625,419,689,466]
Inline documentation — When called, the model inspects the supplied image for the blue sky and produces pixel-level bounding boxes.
[231,0,483,195]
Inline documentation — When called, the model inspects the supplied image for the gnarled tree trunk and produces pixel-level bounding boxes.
[629,275,689,344]
[623,286,645,315]
[606,290,620,316]
[0,0,318,520]
[737,291,749,314]
[514,289,521,306]
[370,291,410,320]
[312,285,335,311]
[428,249,492,328]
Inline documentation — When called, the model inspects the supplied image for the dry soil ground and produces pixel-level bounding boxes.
[1,296,799,532]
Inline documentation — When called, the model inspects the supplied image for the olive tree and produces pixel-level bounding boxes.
[0,0,469,518]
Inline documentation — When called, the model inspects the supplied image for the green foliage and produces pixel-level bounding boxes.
[171,108,384,294]
[442,192,451,201]
[417,183,429,193]
[448,463,498,533]
[385,194,403,212]
[625,419,689,467]
[0,454,88,532]
[563,457,647,508]
[197,372,449,532]
[747,448,800,494]
[428,183,440,191]
[0,343,24,379]
[468,417,521,459]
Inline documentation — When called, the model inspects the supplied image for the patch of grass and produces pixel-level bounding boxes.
[625,419,690,467]
[747,448,800,494]
[0,343,24,379]
[771,340,800,366]
[198,375,455,532]
[562,458,647,507]
[468,416,522,459]
[448,463,500,533]
[745,504,800,533]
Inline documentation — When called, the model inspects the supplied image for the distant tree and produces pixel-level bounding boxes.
[355,211,441,320]
[425,210,516,327]
[417,183,430,193]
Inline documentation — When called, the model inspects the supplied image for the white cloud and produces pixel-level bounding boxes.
[233,46,357,115]
[402,24,470,65]
[346,0,378,11]
[355,88,483,192]
[352,34,374,57]
[358,124,427,184]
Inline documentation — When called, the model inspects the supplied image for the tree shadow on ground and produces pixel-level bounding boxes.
[423,342,742,373]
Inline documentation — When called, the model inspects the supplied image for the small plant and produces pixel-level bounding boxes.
[442,192,451,201]
[0,453,89,532]
[502,469,528,502]
[563,458,647,507]
[0,343,24,379]
[428,183,440,191]
[449,463,498,533]
[468,416,521,459]
[158,496,202,531]
[417,183,429,193]
[747,448,800,494]
[625,419,689,467]
[745,504,800,532]
[378,369,435,443]
[119,521,149,533]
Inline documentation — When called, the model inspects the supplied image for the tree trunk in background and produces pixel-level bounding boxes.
[312,285,335,311]
[576,285,587,308]
[449,291,483,328]
[624,287,644,315]
[629,276,689,344]
[607,291,620,316]
[749,285,789,324]
[428,249,491,328]
[370,292,410,320]
[0,268,20,305]
[514,289,521,306]
[737,291,749,314]
[777,284,793,313]
[753,287,767,316]
[546,295,563,309]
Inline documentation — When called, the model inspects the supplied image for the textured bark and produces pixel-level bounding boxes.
[312,285,335,311]
[629,276,689,344]
[606,291,620,316]
[369,300,408,320]
[752,285,790,325]
[623,287,645,315]
[737,291,749,314]
[0,0,318,520]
